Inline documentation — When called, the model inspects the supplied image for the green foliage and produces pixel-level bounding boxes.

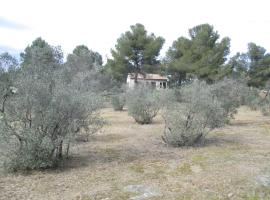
[226,53,249,78]
[242,88,260,110]
[162,81,225,146]
[260,101,270,116]
[210,78,245,119]
[111,93,126,111]
[106,23,165,82]
[0,39,105,171]
[228,43,270,88]
[236,84,270,115]
[0,52,18,113]
[165,24,230,85]
[64,46,116,95]
[126,85,160,124]
[247,43,270,87]
[0,52,18,69]
[155,88,177,108]
[20,37,63,67]
[254,90,270,116]
[2,129,59,170]
[67,45,103,71]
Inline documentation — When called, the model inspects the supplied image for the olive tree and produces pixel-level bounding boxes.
[241,87,260,110]
[126,85,160,124]
[0,39,105,171]
[111,93,126,111]
[162,81,225,146]
[210,78,245,119]
[110,85,127,111]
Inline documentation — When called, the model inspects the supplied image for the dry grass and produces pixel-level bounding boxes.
[1,106,270,200]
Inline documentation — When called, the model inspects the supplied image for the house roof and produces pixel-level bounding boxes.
[128,73,168,81]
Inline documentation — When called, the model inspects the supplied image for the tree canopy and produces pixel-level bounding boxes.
[106,23,165,82]
[2,24,270,89]
[20,37,63,68]
[247,43,270,87]
[66,45,103,72]
[227,43,270,87]
[165,24,230,85]
[0,52,18,70]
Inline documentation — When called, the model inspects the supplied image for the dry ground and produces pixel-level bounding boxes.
[1,107,270,200]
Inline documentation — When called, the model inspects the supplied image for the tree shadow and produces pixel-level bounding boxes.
[60,138,180,171]
[229,120,262,127]
[60,145,150,171]
[194,134,244,148]
[18,131,248,174]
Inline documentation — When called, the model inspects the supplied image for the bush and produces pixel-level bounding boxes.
[0,71,105,171]
[240,87,270,115]
[162,81,225,146]
[243,88,261,110]
[0,63,105,171]
[126,85,160,124]
[260,102,270,115]
[111,93,126,111]
[210,78,244,119]
[256,91,270,116]
[155,88,177,108]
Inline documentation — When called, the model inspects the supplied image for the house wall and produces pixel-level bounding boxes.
[127,75,167,89]
[126,76,135,89]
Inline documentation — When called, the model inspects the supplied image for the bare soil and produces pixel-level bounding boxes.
[1,107,270,200]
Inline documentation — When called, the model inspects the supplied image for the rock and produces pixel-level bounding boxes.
[228,193,234,198]
[256,175,270,187]
[124,184,161,200]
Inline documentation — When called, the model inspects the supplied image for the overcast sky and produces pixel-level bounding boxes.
[1,0,270,61]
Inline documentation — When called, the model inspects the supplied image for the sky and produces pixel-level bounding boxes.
[1,0,270,62]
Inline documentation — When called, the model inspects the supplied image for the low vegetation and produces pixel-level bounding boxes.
[162,81,225,146]
[126,85,160,124]
[210,78,245,119]
[258,94,270,116]
[111,93,126,111]
[242,87,261,110]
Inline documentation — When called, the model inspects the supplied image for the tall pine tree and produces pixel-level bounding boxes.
[106,23,165,83]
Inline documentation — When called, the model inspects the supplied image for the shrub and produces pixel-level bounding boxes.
[239,87,270,115]
[126,85,160,124]
[0,73,104,171]
[0,64,105,171]
[256,91,270,116]
[111,93,126,111]
[243,88,261,110]
[162,81,225,147]
[155,88,177,108]
[210,78,244,119]
[260,102,270,116]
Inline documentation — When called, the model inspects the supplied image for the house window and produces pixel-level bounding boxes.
[163,82,167,89]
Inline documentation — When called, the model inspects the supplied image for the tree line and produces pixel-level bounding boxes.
[105,23,270,88]
[1,23,270,88]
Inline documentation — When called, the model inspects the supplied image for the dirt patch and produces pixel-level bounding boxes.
[1,107,270,199]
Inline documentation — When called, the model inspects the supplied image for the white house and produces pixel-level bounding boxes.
[126,73,168,89]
